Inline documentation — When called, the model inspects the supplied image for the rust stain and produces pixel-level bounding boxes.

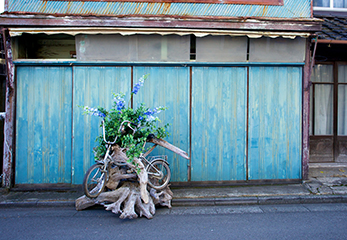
[147,3,156,14]
[106,2,112,14]
[41,0,283,4]
[162,3,171,14]
[118,2,125,12]
[134,3,141,15]
[67,2,72,13]
[42,1,48,12]
[262,6,268,16]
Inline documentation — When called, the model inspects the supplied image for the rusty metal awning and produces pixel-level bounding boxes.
[9,27,312,39]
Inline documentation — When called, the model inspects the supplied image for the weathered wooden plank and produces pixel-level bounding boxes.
[1,29,15,188]
[133,66,190,182]
[191,67,247,181]
[16,66,72,184]
[248,66,302,180]
[147,137,189,160]
[302,38,311,179]
[72,66,131,184]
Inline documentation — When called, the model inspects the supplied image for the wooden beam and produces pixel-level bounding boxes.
[316,39,347,45]
[302,37,313,180]
[0,15,322,32]
[1,28,15,188]
[147,137,190,160]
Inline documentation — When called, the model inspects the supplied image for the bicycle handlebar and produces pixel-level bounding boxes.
[102,120,139,145]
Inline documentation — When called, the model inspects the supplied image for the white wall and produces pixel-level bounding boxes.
[0,0,4,13]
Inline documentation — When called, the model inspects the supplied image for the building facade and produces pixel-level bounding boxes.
[310,1,347,167]
[0,0,321,188]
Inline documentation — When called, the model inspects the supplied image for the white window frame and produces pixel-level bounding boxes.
[313,0,347,11]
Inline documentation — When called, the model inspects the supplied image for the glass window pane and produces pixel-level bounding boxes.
[315,85,334,135]
[334,0,347,8]
[338,85,347,135]
[76,34,190,62]
[136,35,190,62]
[338,64,347,83]
[249,37,305,63]
[313,0,330,7]
[196,36,247,62]
[311,64,334,83]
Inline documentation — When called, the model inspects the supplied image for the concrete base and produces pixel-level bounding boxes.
[308,163,347,179]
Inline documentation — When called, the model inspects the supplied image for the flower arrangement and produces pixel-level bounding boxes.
[82,74,169,165]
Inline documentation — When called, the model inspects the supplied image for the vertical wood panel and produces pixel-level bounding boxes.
[248,66,302,180]
[16,66,72,184]
[72,66,131,184]
[15,64,304,185]
[191,67,247,181]
[133,67,190,182]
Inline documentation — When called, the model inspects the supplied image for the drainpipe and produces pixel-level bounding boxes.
[311,37,318,71]
[1,28,15,189]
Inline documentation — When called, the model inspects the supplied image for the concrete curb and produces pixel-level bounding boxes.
[1,194,347,209]
[172,194,347,206]
[0,200,76,208]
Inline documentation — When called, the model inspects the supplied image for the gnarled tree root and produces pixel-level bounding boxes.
[75,182,173,219]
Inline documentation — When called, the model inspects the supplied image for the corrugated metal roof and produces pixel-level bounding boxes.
[7,0,311,18]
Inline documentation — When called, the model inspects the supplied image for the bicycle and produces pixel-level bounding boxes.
[83,120,171,198]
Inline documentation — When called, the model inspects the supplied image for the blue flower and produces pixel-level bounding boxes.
[132,75,146,95]
[114,97,125,111]
[144,109,153,116]
[137,116,144,122]
[84,106,106,118]
[144,107,163,116]
[146,115,155,122]
[140,107,164,122]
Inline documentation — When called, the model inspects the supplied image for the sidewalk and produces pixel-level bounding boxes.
[1,177,347,209]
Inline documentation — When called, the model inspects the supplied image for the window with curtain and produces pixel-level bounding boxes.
[310,63,347,136]
[310,64,334,135]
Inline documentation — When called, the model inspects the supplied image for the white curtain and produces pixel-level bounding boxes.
[338,65,347,135]
[315,85,334,135]
[311,64,334,135]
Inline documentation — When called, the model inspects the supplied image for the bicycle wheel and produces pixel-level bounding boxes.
[146,159,171,190]
[83,164,107,198]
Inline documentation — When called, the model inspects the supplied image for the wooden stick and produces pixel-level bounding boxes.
[147,137,190,160]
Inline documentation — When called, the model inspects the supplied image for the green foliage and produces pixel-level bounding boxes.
[82,75,169,165]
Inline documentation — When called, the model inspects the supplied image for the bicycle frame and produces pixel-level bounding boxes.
[98,119,137,166]
[84,120,171,198]
[99,119,169,179]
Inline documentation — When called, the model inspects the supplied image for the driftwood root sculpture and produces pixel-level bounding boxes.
[76,138,186,220]
[75,182,173,219]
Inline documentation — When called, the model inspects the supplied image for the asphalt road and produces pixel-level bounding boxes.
[0,203,347,240]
